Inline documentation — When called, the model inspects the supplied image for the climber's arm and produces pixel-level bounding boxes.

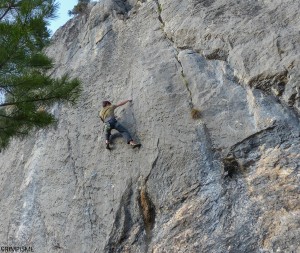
[115,99,132,108]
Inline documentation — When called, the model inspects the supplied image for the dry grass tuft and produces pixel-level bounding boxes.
[191,108,201,119]
[140,186,155,235]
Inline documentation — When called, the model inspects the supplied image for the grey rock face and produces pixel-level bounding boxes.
[0,1,299,252]
[159,0,300,113]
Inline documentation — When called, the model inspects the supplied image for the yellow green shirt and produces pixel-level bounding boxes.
[99,105,117,122]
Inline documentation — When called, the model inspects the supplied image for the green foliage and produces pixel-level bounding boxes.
[68,0,90,16]
[0,0,82,150]
[158,3,162,14]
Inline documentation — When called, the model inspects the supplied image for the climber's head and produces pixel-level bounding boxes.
[102,100,111,107]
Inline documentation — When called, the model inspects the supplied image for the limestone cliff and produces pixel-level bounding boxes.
[0,1,299,252]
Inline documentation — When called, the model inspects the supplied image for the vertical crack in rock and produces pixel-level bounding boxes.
[153,0,299,120]
[105,181,137,253]
[145,138,160,182]
[154,0,164,26]
[175,54,194,109]
[66,131,78,188]
[104,144,159,252]
[9,136,46,246]
[95,29,113,45]
[83,177,101,244]
[134,139,159,251]
[84,185,95,242]
[153,0,195,110]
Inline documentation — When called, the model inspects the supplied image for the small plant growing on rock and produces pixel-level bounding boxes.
[158,3,162,14]
[68,0,91,16]
[139,186,156,237]
[191,108,201,119]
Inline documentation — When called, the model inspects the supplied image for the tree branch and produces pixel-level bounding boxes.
[0,1,18,21]
[0,96,58,107]
[0,114,14,119]
[0,126,27,135]
[0,6,11,21]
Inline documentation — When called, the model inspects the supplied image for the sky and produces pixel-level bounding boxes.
[48,0,78,35]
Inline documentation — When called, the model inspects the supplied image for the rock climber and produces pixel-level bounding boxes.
[99,99,141,150]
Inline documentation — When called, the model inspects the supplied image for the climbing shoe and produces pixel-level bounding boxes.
[132,143,141,149]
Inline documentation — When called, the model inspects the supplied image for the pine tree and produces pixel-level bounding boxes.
[0,0,82,150]
[68,0,91,16]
